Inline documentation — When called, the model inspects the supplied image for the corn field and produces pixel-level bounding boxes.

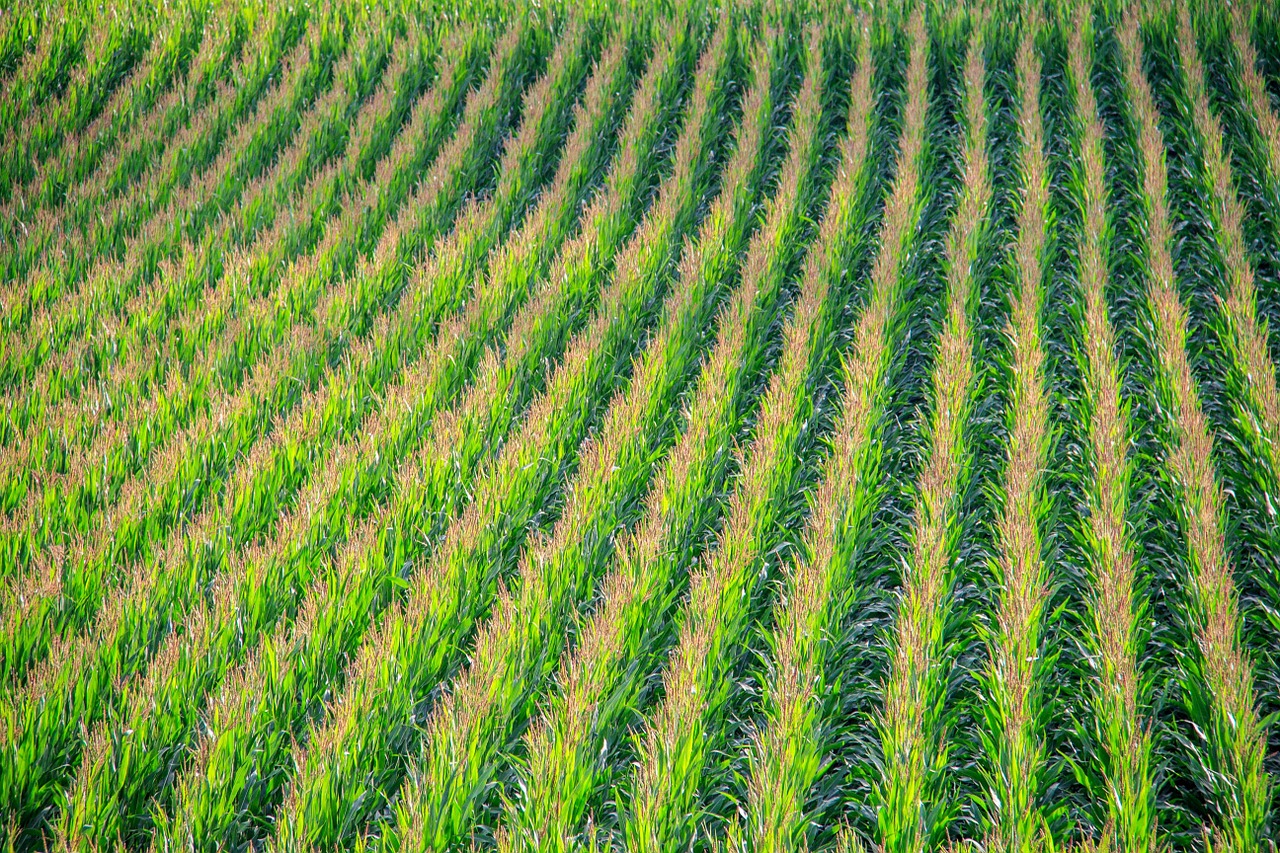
[5,0,1280,849]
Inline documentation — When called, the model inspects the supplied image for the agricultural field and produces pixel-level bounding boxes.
[6,0,1280,849]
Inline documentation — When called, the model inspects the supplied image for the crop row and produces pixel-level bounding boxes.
[8,2,1280,851]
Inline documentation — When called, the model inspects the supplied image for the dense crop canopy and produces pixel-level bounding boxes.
[4,2,1280,851]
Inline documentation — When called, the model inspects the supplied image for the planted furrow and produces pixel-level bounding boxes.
[1173,5,1280,503]
[5,20,483,626]
[0,17,397,549]
[0,22,519,691]
[395,28,807,853]
[0,10,308,403]
[77,8,320,255]
[0,28,432,574]
[0,13,88,162]
[0,5,311,376]
[0,7,248,286]
[41,25,599,851]
[0,16,56,127]
[263,21,735,850]
[25,17,431,411]
[269,21,697,851]
[14,7,1280,849]
[0,16,411,561]
[975,13,1056,850]
[0,8,109,186]
[605,30,877,853]
[1061,12,1155,849]
[0,9,150,206]
[872,22,990,853]
[1219,9,1280,658]
[476,33,821,853]
[0,7,42,89]
[1231,7,1280,178]
[734,12,929,849]
[0,21,539,846]
[1,5,205,219]
[1226,6,1280,262]
[127,29,647,851]
[1119,11,1271,848]
[0,8,343,397]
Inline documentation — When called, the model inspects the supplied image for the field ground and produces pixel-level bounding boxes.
[5,0,1280,850]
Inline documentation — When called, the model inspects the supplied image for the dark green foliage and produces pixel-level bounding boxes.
[6,4,1280,851]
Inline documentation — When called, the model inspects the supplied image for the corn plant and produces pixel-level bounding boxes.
[8,5,1280,850]
[6,6,645,845]
[60,22,598,851]
[600,28,879,853]
[872,18,991,853]
[0,16,428,523]
[0,3,314,369]
[91,21,599,850]
[0,4,249,284]
[0,26,520,851]
[971,9,1060,851]
[1216,3,1280,692]
[0,21,514,690]
[1055,8,1157,849]
[731,10,931,850]
[268,18,698,851]
[1167,2,1280,506]
[117,27,656,853]
[391,25,800,852]
[1118,8,1271,850]
[0,6,43,87]
[0,3,204,218]
[0,15,399,533]
[264,20,735,850]
[0,8,92,153]
[0,8,151,205]
[0,4,321,392]
[0,24,461,582]
[0,30,539,842]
